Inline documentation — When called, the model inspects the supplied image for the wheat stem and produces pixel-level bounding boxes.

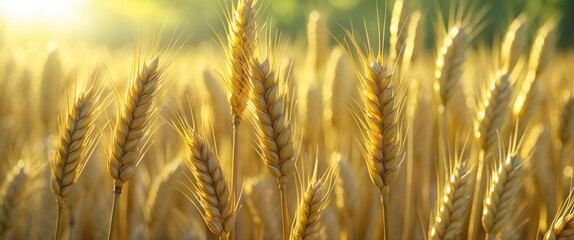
[279,183,289,240]
[231,115,240,240]
[54,202,65,240]
[381,196,389,240]
[107,186,122,240]
[485,233,496,240]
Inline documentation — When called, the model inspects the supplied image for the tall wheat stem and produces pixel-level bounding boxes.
[468,149,486,239]
[279,183,289,240]
[231,115,240,236]
[54,202,65,240]
[381,196,389,240]
[108,186,122,240]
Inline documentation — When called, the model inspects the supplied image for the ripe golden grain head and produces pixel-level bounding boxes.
[108,56,163,187]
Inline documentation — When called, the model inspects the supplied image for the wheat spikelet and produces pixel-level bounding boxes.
[245,177,281,240]
[333,153,358,217]
[182,130,235,239]
[319,206,340,240]
[435,25,468,106]
[359,55,403,199]
[291,173,334,240]
[108,56,162,187]
[40,50,65,133]
[307,10,327,73]
[482,140,525,238]
[144,159,183,237]
[0,161,29,238]
[402,10,422,66]
[545,188,574,240]
[430,160,475,240]
[501,15,527,72]
[389,0,410,65]
[475,72,513,154]
[528,20,557,78]
[513,19,557,124]
[226,0,256,118]
[51,88,99,206]
[249,57,295,184]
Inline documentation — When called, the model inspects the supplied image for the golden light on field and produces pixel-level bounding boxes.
[0,0,86,23]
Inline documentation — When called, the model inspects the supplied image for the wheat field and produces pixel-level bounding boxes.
[0,0,572,239]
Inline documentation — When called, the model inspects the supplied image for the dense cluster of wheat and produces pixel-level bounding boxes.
[0,0,573,239]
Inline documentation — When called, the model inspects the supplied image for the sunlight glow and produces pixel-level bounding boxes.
[0,0,85,23]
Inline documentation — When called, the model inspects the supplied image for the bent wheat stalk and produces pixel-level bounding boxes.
[107,56,162,240]
[51,88,100,240]
[249,58,296,240]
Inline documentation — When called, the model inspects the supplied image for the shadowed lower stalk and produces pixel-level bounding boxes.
[249,58,296,240]
[382,197,389,240]
[106,56,163,240]
[54,203,64,240]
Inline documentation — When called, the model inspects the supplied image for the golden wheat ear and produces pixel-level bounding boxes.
[144,158,184,238]
[51,88,102,205]
[51,87,103,239]
[545,188,574,239]
[291,158,336,240]
[475,71,514,156]
[500,14,527,73]
[481,135,527,239]
[0,161,30,239]
[225,0,257,119]
[107,54,164,240]
[244,176,281,239]
[107,56,162,187]
[248,55,296,240]
[512,19,557,136]
[430,139,476,240]
[182,129,235,239]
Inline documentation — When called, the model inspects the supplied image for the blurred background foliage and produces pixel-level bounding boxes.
[0,0,571,49]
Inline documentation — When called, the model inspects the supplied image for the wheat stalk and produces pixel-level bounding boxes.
[343,21,404,238]
[249,57,295,240]
[224,2,257,235]
[182,129,235,240]
[51,88,100,240]
[107,56,163,240]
